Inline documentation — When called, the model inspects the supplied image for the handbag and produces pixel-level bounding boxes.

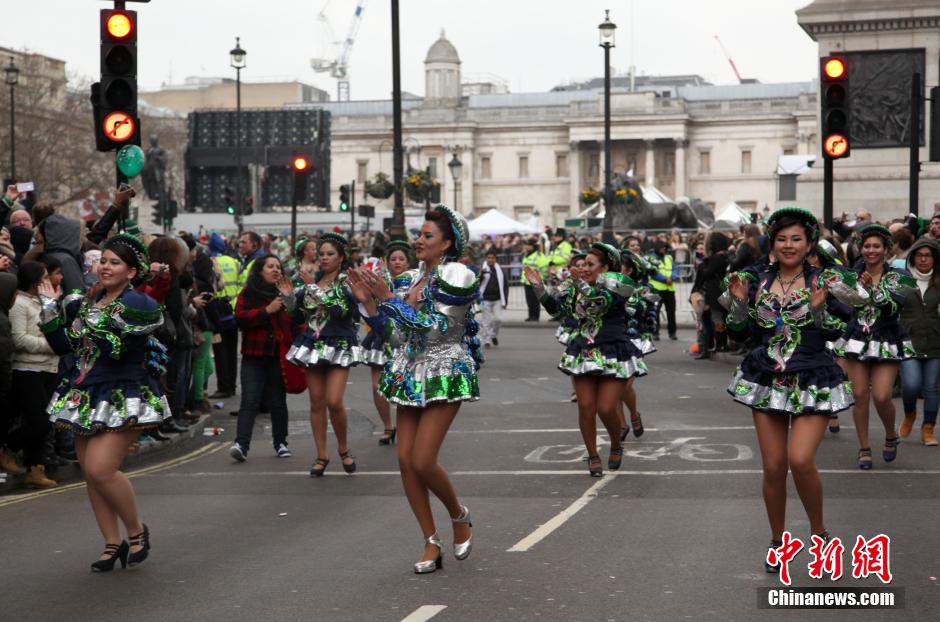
[270,312,306,394]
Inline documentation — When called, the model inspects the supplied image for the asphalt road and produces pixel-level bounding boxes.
[2,327,938,621]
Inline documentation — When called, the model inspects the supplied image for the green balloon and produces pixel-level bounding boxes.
[116,145,146,178]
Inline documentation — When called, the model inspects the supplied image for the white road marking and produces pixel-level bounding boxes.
[449,425,803,433]
[401,605,447,622]
[507,476,615,552]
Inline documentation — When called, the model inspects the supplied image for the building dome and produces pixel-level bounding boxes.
[425,30,461,65]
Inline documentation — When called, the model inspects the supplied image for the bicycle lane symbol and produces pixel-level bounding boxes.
[523,436,754,463]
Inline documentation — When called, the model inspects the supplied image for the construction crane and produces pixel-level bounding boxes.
[714,35,743,84]
[311,0,368,102]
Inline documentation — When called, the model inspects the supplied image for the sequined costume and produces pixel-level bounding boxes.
[722,264,864,415]
[540,272,647,379]
[39,288,171,434]
[537,278,579,345]
[365,262,483,407]
[360,271,410,367]
[286,272,364,367]
[832,265,917,361]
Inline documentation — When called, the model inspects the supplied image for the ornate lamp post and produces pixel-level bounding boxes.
[5,56,19,182]
[230,37,246,233]
[598,11,616,243]
[447,152,462,210]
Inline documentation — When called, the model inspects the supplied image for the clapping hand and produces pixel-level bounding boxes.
[810,279,828,310]
[728,273,748,302]
[276,276,294,296]
[38,279,62,301]
[346,268,372,304]
[523,266,542,285]
[860,271,873,288]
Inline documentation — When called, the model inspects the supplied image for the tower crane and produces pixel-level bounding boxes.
[714,35,743,84]
[311,0,368,102]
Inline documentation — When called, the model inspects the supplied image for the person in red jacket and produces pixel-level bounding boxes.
[229,254,296,461]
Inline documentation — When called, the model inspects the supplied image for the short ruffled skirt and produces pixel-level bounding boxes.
[360,330,392,368]
[555,323,576,346]
[286,334,363,368]
[380,342,479,408]
[48,377,171,435]
[558,338,647,380]
[631,335,657,356]
[832,325,915,362]
[728,350,853,416]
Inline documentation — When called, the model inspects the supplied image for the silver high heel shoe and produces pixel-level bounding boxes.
[413,533,443,574]
[452,505,473,561]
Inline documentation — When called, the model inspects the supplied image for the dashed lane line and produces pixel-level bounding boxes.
[401,605,447,622]
[0,442,226,509]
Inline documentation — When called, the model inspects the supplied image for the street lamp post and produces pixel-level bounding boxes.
[447,152,462,210]
[230,37,246,234]
[599,11,616,244]
[390,0,405,239]
[5,56,19,182]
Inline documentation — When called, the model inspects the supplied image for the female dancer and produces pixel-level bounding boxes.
[348,205,482,574]
[287,232,362,476]
[527,242,642,477]
[723,208,861,572]
[537,251,586,402]
[834,224,916,469]
[360,240,414,445]
[229,254,296,461]
[289,236,318,287]
[38,233,170,571]
[899,238,940,446]
[620,248,656,440]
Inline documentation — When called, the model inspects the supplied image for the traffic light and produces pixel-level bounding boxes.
[94,8,140,151]
[150,202,162,227]
[244,196,254,216]
[292,155,310,204]
[339,184,350,212]
[820,55,850,159]
[222,186,235,214]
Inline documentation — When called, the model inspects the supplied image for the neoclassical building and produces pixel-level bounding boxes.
[313,31,820,227]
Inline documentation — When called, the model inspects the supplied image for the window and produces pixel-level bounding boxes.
[480,155,492,179]
[356,160,368,184]
[552,205,569,226]
[518,155,529,179]
[778,174,797,201]
[783,148,795,156]
[555,153,569,178]
[428,157,438,179]
[588,154,600,180]
[699,151,711,175]
[514,205,534,220]
[741,150,752,174]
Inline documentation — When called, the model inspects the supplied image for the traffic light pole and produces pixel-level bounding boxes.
[823,157,833,232]
[290,174,298,247]
[389,0,405,240]
[350,180,356,236]
[911,72,921,218]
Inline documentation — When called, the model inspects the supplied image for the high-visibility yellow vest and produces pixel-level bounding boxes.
[648,254,676,292]
[549,240,573,268]
[521,251,550,285]
[214,255,241,304]
[237,258,257,291]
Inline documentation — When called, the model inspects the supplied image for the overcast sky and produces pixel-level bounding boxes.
[7,0,818,99]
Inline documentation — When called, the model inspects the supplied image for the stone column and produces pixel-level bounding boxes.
[674,138,688,199]
[569,141,581,212]
[644,139,656,187]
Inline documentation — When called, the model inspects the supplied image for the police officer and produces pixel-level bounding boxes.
[648,239,678,340]
[209,234,240,398]
[521,237,549,321]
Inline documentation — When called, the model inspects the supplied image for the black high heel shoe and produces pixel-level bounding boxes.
[631,413,644,438]
[608,446,623,471]
[586,454,603,477]
[378,428,397,445]
[765,539,783,573]
[339,450,357,474]
[127,524,150,566]
[620,425,630,442]
[310,458,329,477]
[90,541,128,572]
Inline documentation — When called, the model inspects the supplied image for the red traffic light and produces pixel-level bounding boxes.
[823,134,849,158]
[823,58,846,80]
[106,13,134,40]
[293,156,309,171]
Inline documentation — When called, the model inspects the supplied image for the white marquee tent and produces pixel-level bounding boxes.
[713,202,751,228]
[468,208,539,240]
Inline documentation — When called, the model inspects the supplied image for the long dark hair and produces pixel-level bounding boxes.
[16,261,47,292]
[243,253,282,304]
